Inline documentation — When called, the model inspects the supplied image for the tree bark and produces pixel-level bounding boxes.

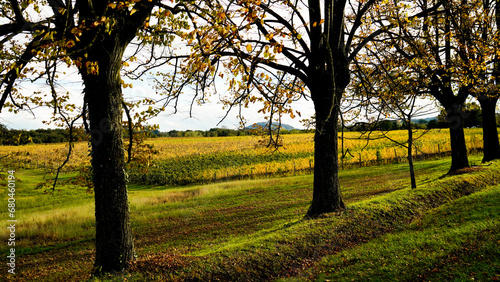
[477,95,500,162]
[431,80,470,173]
[80,38,135,273]
[445,103,470,173]
[406,119,417,189]
[306,86,345,218]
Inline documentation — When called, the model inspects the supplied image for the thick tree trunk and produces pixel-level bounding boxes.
[446,103,470,173]
[304,0,350,218]
[80,40,135,273]
[306,88,345,217]
[478,96,500,162]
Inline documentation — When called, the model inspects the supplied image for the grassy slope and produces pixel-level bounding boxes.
[2,155,499,281]
[308,183,500,281]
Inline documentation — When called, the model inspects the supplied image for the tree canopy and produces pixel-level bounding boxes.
[0,0,190,273]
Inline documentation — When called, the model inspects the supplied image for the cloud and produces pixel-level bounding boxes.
[1,111,57,130]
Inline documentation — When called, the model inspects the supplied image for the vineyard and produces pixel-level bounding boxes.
[0,128,486,188]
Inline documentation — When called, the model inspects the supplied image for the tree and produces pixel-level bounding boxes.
[437,103,482,128]
[152,0,401,217]
[350,0,500,172]
[421,0,500,162]
[469,0,500,162]
[350,43,435,189]
[364,0,478,173]
[0,0,188,274]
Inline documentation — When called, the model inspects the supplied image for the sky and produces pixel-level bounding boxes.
[0,77,316,132]
[4,71,491,132]
[0,63,449,132]
[0,60,465,132]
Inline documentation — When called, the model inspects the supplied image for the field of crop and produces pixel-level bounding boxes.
[0,128,486,188]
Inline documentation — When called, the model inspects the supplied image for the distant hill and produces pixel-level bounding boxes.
[414,117,438,123]
[427,117,438,121]
[246,122,296,131]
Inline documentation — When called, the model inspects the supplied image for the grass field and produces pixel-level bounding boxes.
[1,152,499,281]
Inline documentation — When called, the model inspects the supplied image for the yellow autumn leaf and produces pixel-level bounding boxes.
[66,40,75,49]
[246,44,252,52]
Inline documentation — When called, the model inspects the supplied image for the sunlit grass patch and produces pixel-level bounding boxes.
[130,176,314,254]
[16,203,94,243]
[312,184,500,281]
[0,170,95,254]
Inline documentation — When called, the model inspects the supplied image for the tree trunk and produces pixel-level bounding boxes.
[306,88,345,217]
[406,120,417,189]
[446,103,470,173]
[303,0,350,218]
[477,96,500,162]
[80,40,135,273]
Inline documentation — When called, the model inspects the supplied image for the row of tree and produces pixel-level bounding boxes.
[348,102,497,131]
[1,0,499,276]
[0,124,88,145]
[348,0,500,170]
[0,123,307,145]
[163,127,306,137]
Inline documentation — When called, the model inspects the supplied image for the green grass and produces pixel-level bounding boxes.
[2,154,499,281]
[0,170,95,254]
[308,184,500,281]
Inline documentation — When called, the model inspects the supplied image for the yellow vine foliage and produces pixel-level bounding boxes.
[0,129,487,183]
